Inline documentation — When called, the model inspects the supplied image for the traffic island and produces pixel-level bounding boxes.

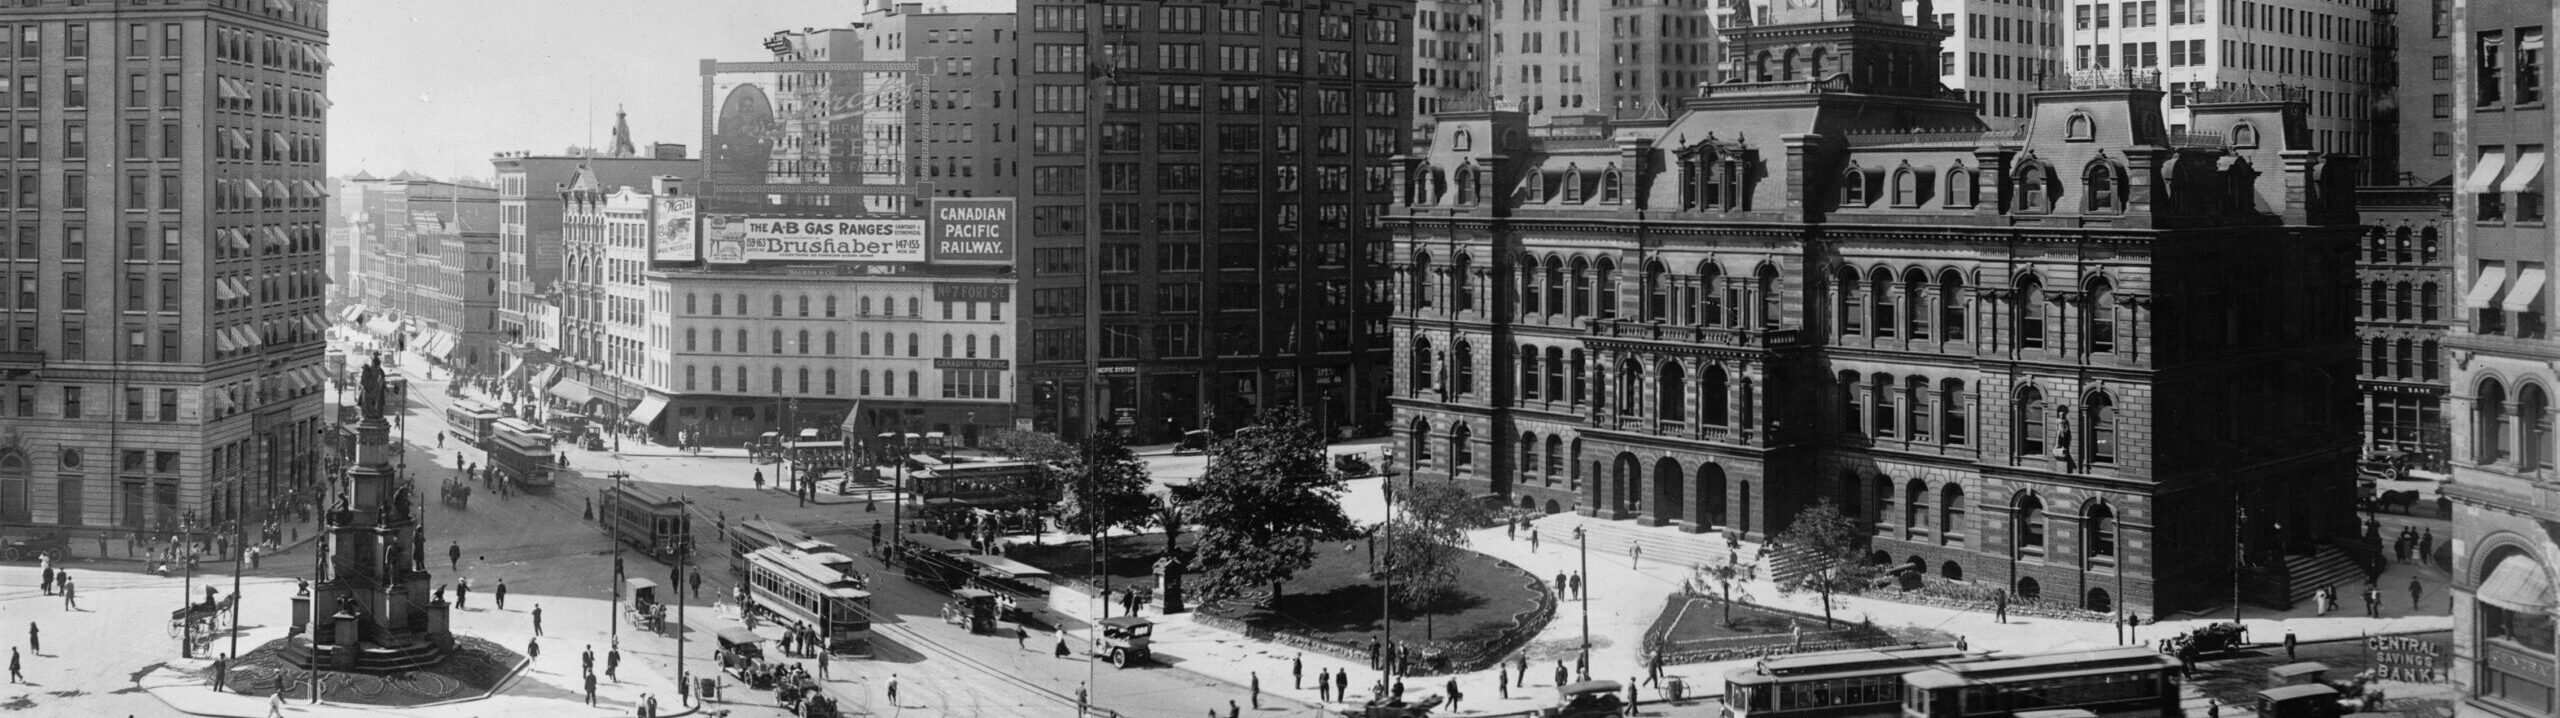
[1640,595,1900,664]
[197,634,523,705]
[1188,540,1553,676]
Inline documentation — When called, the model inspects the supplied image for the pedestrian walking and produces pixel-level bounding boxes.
[583,670,597,706]
[1570,571,1584,600]
[495,579,508,610]
[1250,672,1262,709]
[2364,585,2381,618]
[527,638,539,664]
[1554,572,1567,596]
[1293,653,1304,689]
[7,647,17,683]
[532,604,544,636]
[1631,540,1643,567]
[1518,654,1530,686]
[58,578,73,610]
[887,674,900,706]
[1368,638,1381,670]
[818,650,830,679]
[2283,628,2298,660]
[1994,589,2010,624]
[607,645,620,681]
[1333,667,1348,701]
[754,469,765,492]
[38,566,51,596]
[1508,519,1518,542]
[1447,678,1462,712]
[1077,683,1090,715]
[689,570,702,599]
[1626,679,1641,716]
[1319,671,1333,703]
[267,690,285,718]
[455,578,469,609]
[1646,651,1663,686]
[1498,664,1511,699]
[582,645,594,676]
[2409,576,2425,612]
[1055,627,1071,658]
[1015,622,1030,650]
[1531,529,1541,552]
[1555,661,1569,687]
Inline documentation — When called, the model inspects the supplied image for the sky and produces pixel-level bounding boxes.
[328,0,1013,180]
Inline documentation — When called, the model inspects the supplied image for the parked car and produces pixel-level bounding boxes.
[0,534,67,561]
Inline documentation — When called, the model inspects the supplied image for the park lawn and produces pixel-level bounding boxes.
[1195,540,1547,654]
[1652,596,1836,644]
[1007,532,1200,588]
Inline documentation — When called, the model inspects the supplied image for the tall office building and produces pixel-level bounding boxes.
[2448,1,2560,715]
[1479,0,1720,121]
[1931,0,2387,173]
[1414,0,1487,117]
[0,0,330,544]
[1018,0,1412,442]
[1394,2,2367,613]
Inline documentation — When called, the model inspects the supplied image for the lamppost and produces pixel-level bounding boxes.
[674,499,694,707]
[1578,524,1591,678]
[607,470,631,642]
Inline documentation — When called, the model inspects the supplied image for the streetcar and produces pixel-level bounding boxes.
[1899,646,2179,718]
[1721,643,1978,718]
[727,519,845,578]
[956,553,1054,621]
[598,481,695,562]
[744,545,873,655]
[486,418,558,490]
[446,401,501,447]
[894,532,978,590]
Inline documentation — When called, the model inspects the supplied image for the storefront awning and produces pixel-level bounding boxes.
[628,395,671,426]
[547,378,595,406]
[2467,266,2511,309]
[2504,268,2550,314]
[498,361,528,386]
[533,365,563,390]
[2477,553,2556,613]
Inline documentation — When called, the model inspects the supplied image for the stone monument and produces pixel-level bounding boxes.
[288,355,454,671]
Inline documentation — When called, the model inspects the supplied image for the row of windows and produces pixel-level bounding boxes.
[678,293,1004,321]
[2363,281,2444,323]
[679,365,998,401]
[1029,3,1378,42]
[2364,337,2443,382]
[679,328,1005,360]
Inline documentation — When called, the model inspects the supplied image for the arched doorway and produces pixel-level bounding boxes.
[1738,481,1754,535]
[1613,453,1644,516]
[1941,561,1964,580]
[1901,556,1927,590]
[1653,457,1686,523]
[2015,576,2042,601]
[1700,463,1728,529]
[1545,499,1563,515]
[1840,470,1863,522]
[1519,495,1536,510]
[2085,587,2113,613]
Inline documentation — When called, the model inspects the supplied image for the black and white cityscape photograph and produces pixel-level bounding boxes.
[0,0,2525,716]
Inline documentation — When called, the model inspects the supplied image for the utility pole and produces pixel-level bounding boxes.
[179,510,198,658]
[608,470,630,643]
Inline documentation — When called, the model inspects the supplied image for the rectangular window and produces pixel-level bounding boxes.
[2482,31,2509,106]
[2523,28,2547,105]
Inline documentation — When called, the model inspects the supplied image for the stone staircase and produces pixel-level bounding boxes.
[2270,543,2374,609]
[1530,512,1754,579]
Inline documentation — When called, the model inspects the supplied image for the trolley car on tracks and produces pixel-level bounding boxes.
[598,481,694,562]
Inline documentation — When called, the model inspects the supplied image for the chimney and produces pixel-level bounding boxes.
[653,175,687,197]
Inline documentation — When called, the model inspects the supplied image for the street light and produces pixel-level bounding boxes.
[607,470,631,643]
[1577,524,1591,680]
[178,510,200,659]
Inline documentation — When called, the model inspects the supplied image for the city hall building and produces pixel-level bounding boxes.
[1389,4,2365,615]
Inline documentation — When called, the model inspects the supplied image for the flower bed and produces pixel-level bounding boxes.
[1187,541,1555,677]
[1640,594,1899,665]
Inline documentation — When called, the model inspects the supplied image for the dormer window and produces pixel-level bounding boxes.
[2084,160,2127,213]
[1524,171,1546,202]
[1453,129,1474,151]
[2016,162,2059,213]
[1891,164,1929,207]
[1563,168,1585,202]
[2066,112,2097,141]
[2231,121,2260,149]
[1946,165,1978,207]
[1600,169,1624,204]
[1841,165,1874,207]
[1456,163,1481,205]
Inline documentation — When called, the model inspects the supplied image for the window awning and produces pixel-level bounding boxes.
[213,328,238,352]
[2467,266,2510,309]
[2506,269,2550,314]
[213,278,238,301]
[267,179,290,197]
[268,132,290,152]
[225,130,251,152]
[547,378,595,405]
[2505,149,2550,194]
[225,228,251,250]
[365,317,401,338]
[2464,149,2511,194]
[339,304,367,322]
[627,395,671,425]
[533,365,563,389]
[239,178,263,198]
[229,277,255,300]
[2477,553,2556,613]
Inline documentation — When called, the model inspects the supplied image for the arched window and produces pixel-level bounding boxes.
[1892,167,1923,206]
[771,367,784,392]
[2016,275,2047,349]
[2370,281,2392,319]
[2066,113,2096,140]
[1870,267,1898,338]
[858,296,872,316]
[1781,48,1800,80]
[1456,164,1482,204]
[1411,337,1436,393]
[1546,435,1565,481]
[1618,358,1644,416]
[825,295,838,317]
[825,368,838,395]
[1544,255,1566,316]
[2231,121,2260,148]
[2525,384,2553,470]
[2086,391,2118,464]
[966,335,979,357]
[2085,501,2118,563]
[2017,385,2048,456]
[1562,167,1585,202]
[1452,252,1475,310]
[1940,378,1968,445]
[1839,371,1865,434]
[2084,161,2126,213]
[771,329,785,354]
[2479,378,2510,463]
[1873,475,1896,529]
[1600,170,1624,204]
[1702,364,1730,426]
[1521,432,1539,481]
[1754,50,1773,81]
[1595,257,1619,319]
[1556,347,1575,403]
[798,330,812,355]
[1519,344,1541,400]
[2087,278,2118,353]
[1645,260,1670,320]
[825,331,839,355]
[1837,265,1864,335]
[2395,338,2416,378]
[2014,492,2048,556]
[1905,478,1929,534]
[1698,262,1726,326]
[1940,484,1967,545]
[1946,166,1978,207]
[1412,251,1436,309]
[1904,268,1931,340]
[1906,376,1931,441]
[1569,257,1591,317]
[1659,360,1687,422]
[2424,340,2442,379]
[1453,130,1474,151]
[2017,162,2057,213]
[798,295,811,316]
[2422,282,2442,321]
[1410,417,1434,464]
[1757,264,1783,329]
[1870,373,1897,438]
[1939,270,1967,341]
[909,332,921,356]
[1524,170,1547,202]
[772,294,784,316]
[798,367,811,393]
[1841,167,1872,206]
[1454,340,1476,395]
[1451,422,1473,469]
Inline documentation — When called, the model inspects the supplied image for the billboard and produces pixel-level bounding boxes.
[927,197,1016,265]
[702,215,926,264]
[652,196,697,262]
[931,283,1012,302]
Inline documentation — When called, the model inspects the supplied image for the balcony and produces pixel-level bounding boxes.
[1589,318,1800,349]
[0,350,43,370]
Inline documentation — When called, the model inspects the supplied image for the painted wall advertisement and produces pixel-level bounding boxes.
[652,196,697,262]
[703,215,927,264]
[927,197,1015,265]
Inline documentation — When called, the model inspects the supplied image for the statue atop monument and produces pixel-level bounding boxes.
[360,355,387,420]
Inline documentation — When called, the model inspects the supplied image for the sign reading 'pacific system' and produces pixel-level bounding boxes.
[927,197,1016,265]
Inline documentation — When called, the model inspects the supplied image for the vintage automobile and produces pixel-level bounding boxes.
[1094,616,1154,668]
[1546,680,1626,718]
[2160,621,2248,658]
[714,626,769,680]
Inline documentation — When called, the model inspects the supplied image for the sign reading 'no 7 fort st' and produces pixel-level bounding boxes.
[926,197,1015,265]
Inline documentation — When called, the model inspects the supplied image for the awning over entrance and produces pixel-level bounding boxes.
[547,378,595,406]
[628,395,671,426]
[2477,553,2555,613]
[420,332,458,360]
[533,366,563,390]
[339,305,367,323]
[2466,266,2511,310]
[364,317,401,338]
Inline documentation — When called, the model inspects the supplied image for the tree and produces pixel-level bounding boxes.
[1056,429,1161,537]
[1771,499,1879,626]
[1182,406,1362,609]
[1375,478,1493,637]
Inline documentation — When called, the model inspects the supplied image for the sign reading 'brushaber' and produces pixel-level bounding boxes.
[705,216,927,264]
[927,197,1015,265]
